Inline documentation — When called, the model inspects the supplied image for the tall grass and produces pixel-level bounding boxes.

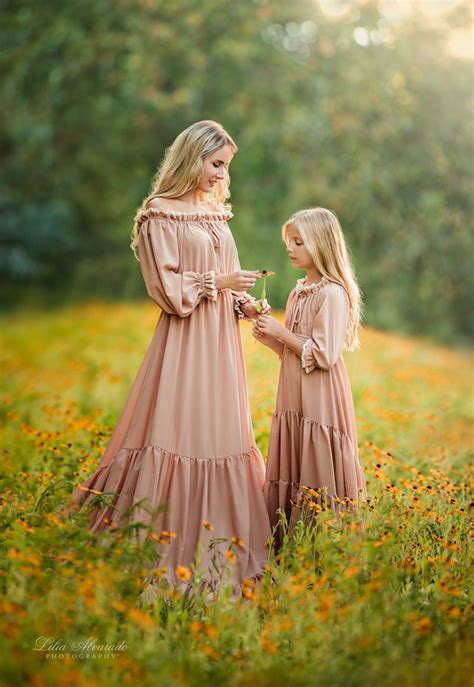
[1,302,472,686]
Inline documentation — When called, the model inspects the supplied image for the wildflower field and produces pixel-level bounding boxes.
[1,302,472,687]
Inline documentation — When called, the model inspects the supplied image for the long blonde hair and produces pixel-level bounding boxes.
[130,120,237,258]
[282,207,362,351]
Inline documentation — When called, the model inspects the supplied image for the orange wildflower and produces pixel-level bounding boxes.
[175,565,191,582]
[414,617,433,635]
[201,645,219,660]
[231,536,246,549]
[224,550,236,564]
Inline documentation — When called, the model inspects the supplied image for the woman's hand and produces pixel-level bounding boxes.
[254,314,284,339]
[216,270,260,291]
[242,299,271,320]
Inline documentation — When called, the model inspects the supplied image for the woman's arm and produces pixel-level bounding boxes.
[215,271,260,291]
[216,272,271,320]
[139,220,217,317]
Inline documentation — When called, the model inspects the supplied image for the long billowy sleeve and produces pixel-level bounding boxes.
[138,219,217,317]
[301,285,349,373]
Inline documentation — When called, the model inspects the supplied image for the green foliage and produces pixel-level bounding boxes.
[1,0,472,343]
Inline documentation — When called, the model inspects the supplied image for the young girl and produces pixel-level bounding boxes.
[254,207,366,550]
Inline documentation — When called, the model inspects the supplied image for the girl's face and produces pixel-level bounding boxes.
[285,224,314,270]
[197,144,234,193]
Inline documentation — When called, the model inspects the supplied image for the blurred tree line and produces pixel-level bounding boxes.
[1,0,473,344]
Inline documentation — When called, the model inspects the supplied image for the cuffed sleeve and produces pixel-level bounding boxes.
[232,291,256,320]
[138,219,217,317]
[301,284,349,373]
[199,270,217,302]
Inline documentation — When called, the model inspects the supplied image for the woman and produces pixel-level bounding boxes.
[70,120,271,591]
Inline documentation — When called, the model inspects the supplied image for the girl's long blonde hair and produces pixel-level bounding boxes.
[283,207,363,351]
[130,120,238,258]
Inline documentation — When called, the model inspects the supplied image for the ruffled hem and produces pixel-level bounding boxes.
[264,410,366,548]
[70,443,270,586]
[135,206,233,225]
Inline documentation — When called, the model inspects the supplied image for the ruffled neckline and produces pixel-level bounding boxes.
[294,276,330,294]
[135,206,233,224]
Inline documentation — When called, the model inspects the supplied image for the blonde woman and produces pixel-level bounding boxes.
[71,120,271,592]
[253,207,367,550]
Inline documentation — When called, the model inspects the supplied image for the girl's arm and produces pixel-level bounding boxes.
[252,322,284,357]
[300,285,349,372]
[255,318,304,356]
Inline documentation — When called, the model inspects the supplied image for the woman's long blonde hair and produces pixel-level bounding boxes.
[283,207,362,351]
[130,120,238,257]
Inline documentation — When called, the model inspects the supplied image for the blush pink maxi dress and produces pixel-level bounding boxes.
[263,276,367,549]
[71,206,271,588]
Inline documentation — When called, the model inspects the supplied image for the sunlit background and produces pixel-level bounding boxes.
[1,0,473,344]
[320,0,473,58]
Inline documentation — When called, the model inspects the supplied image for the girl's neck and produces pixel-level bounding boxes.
[305,267,324,285]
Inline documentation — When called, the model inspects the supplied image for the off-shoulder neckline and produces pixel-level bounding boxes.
[135,206,233,223]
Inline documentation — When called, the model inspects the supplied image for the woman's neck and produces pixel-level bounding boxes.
[175,189,209,207]
[305,267,324,284]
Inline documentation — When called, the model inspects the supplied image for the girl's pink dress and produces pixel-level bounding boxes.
[263,276,366,549]
[71,206,271,587]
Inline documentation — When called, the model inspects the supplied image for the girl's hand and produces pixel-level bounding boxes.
[216,270,260,291]
[242,299,271,320]
[252,321,276,346]
[255,314,284,339]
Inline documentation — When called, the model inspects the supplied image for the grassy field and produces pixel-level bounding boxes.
[1,301,472,687]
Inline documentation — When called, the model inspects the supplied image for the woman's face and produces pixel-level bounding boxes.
[197,144,234,193]
[285,224,314,269]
